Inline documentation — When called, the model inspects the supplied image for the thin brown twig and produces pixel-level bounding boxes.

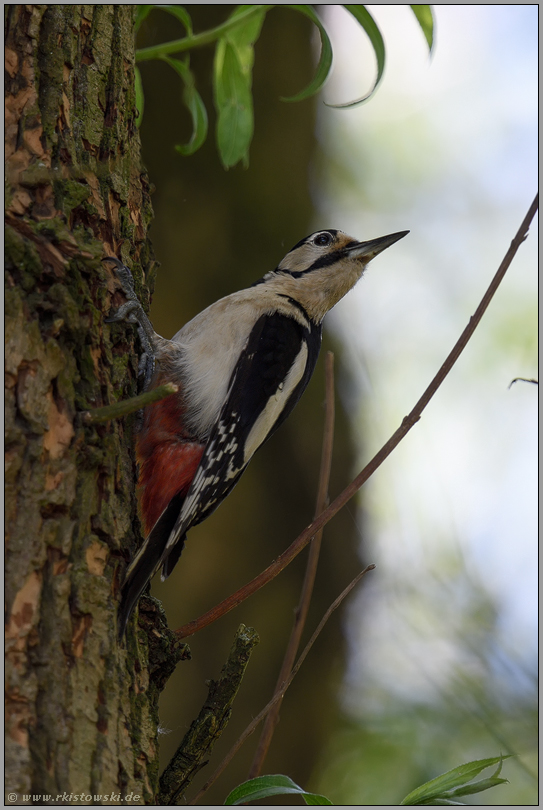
[175,193,538,642]
[187,565,375,806]
[508,377,538,388]
[247,351,336,779]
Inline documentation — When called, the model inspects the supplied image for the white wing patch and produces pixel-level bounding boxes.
[159,307,317,562]
[243,341,308,463]
[162,342,309,556]
[164,418,240,553]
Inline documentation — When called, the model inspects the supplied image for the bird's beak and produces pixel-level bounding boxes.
[346,230,409,260]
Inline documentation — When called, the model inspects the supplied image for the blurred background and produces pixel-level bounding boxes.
[136,5,537,805]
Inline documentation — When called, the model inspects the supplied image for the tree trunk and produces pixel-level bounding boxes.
[5,5,180,802]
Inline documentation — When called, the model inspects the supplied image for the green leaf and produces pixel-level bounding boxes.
[224,775,333,806]
[134,4,192,35]
[303,792,334,806]
[281,5,333,102]
[328,5,386,108]
[448,775,509,799]
[162,57,208,155]
[401,756,512,806]
[214,42,254,168]
[134,5,194,130]
[444,757,509,799]
[151,4,193,35]
[134,65,144,128]
[224,4,267,52]
[134,5,154,34]
[410,5,435,53]
[213,5,266,168]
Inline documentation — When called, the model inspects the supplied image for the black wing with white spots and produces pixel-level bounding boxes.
[159,311,322,574]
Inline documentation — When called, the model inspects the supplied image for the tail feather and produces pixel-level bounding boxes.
[160,534,187,580]
[118,492,185,639]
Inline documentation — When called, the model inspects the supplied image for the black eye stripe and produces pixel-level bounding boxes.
[287,248,346,277]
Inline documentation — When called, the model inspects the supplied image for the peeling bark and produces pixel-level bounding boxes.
[4,5,180,802]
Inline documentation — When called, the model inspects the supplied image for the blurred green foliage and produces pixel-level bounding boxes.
[134,4,433,167]
[223,756,512,806]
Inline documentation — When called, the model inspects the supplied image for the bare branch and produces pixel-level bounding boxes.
[247,351,336,778]
[508,377,538,389]
[188,565,375,805]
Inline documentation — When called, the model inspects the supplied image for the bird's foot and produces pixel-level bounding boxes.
[103,257,158,392]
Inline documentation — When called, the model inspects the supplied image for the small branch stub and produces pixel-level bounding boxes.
[79,383,178,425]
[158,624,260,805]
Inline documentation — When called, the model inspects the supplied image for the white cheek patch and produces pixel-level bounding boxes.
[243,342,308,464]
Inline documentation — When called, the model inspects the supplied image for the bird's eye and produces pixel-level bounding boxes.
[313,232,332,247]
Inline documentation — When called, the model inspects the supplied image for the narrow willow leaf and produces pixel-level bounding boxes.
[225,4,267,52]
[213,5,266,168]
[134,5,154,34]
[303,792,334,805]
[410,4,434,53]
[134,65,144,128]
[328,5,386,108]
[218,4,266,92]
[215,41,254,168]
[401,756,512,806]
[152,4,193,35]
[224,775,332,806]
[447,775,509,798]
[445,758,509,799]
[281,5,333,102]
[163,56,208,155]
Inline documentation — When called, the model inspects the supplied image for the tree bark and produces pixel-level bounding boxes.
[5,5,182,802]
[5,5,360,803]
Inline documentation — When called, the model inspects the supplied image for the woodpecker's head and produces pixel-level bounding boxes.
[265,228,409,323]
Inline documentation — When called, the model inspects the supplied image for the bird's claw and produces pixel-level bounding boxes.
[104,299,141,324]
[102,256,159,397]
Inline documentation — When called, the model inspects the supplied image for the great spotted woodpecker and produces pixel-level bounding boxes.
[105,228,408,637]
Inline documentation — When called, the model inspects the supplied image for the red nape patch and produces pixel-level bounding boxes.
[137,441,205,536]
